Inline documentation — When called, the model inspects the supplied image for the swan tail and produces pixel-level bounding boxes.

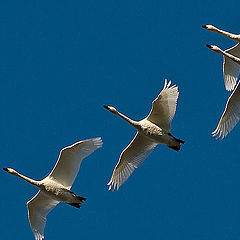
[167,133,184,151]
[67,193,87,208]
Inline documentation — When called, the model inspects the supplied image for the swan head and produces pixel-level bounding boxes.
[202,25,216,31]
[104,105,118,114]
[206,44,222,53]
[3,168,18,176]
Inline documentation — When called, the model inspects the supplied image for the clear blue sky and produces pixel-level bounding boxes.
[1,1,240,239]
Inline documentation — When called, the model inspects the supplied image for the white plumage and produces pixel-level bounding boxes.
[223,44,240,91]
[104,80,184,191]
[203,25,240,91]
[212,85,240,139]
[203,24,240,139]
[3,137,103,240]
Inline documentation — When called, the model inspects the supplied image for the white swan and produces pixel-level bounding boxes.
[3,137,103,240]
[206,45,240,139]
[202,25,240,91]
[104,80,184,191]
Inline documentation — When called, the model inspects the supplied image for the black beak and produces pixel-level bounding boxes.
[206,44,212,49]
[103,105,109,110]
[3,168,8,172]
[202,25,207,29]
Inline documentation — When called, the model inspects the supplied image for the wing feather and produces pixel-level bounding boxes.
[212,81,240,139]
[49,137,103,188]
[224,43,240,91]
[147,79,179,132]
[107,133,157,191]
[27,191,59,240]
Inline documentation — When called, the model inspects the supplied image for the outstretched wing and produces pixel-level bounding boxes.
[107,133,157,191]
[224,43,240,91]
[27,191,59,240]
[212,81,240,139]
[49,137,103,188]
[147,80,179,132]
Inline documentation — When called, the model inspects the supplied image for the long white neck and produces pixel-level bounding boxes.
[15,171,41,187]
[115,110,139,129]
[219,48,240,64]
[212,27,240,41]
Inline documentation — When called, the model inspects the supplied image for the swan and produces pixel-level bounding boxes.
[206,45,240,139]
[3,137,103,240]
[202,24,240,91]
[104,80,184,191]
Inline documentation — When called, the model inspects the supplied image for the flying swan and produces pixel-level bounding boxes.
[3,137,103,240]
[206,44,240,139]
[104,80,184,191]
[203,24,240,91]
[203,24,240,139]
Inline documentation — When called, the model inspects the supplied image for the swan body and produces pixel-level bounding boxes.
[37,177,83,203]
[137,119,180,146]
[203,25,240,91]
[3,137,103,240]
[104,80,184,191]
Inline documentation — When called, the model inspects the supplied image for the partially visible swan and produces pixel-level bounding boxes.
[202,25,240,91]
[3,137,103,240]
[206,45,240,139]
[104,80,184,191]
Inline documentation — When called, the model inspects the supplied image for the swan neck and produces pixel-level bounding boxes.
[221,50,240,64]
[16,172,40,187]
[214,28,240,41]
[116,111,138,127]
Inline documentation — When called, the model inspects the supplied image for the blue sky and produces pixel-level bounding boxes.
[1,1,240,239]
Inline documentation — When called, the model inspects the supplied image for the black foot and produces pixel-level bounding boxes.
[68,203,81,208]
[168,145,180,152]
[78,196,87,201]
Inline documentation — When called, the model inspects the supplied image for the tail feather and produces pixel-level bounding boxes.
[67,193,87,209]
[167,133,184,151]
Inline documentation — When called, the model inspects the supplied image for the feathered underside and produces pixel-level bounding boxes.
[107,133,157,191]
[212,82,240,139]
[223,43,240,91]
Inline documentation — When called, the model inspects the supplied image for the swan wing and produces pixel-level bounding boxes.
[224,43,240,91]
[27,191,59,240]
[147,80,179,132]
[49,137,103,188]
[107,133,157,191]
[212,81,240,139]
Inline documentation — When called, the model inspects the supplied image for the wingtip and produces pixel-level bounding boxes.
[107,183,113,191]
[163,79,172,89]
[212,129,222,140]
[107,180,117,191]
[94,137,103,147]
